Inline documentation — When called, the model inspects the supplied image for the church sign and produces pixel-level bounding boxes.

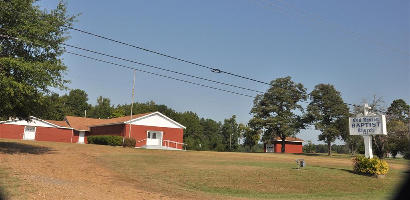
[349,115,387,135]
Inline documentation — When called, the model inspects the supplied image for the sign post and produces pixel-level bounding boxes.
[349,103,387,158]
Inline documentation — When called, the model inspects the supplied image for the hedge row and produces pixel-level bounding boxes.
[87,135,123,146]
[353,155,389,175]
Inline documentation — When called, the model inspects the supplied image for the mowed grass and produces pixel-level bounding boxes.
[0,139,408,199]
[96,149,408,200]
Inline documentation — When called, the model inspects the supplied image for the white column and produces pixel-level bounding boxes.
[363,135,373,158]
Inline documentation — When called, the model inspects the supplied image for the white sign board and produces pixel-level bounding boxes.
[349,115,387,135]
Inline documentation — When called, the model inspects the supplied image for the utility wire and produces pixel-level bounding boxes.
[0,33,361,106]
[64,26,271,85]
[66,51,256,98]
[0,33,263,94]
[63,43,264,94]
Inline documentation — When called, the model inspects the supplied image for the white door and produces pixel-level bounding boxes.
[23,126,36,140]
[146,131,162,146]
[266,144,274,153]
[78,131,85,144]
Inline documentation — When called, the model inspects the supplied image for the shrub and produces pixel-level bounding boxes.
[87,135,123,146]
[353,155,389,175]
[123,138,136,148]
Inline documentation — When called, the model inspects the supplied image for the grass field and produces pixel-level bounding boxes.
[0,139,408,199]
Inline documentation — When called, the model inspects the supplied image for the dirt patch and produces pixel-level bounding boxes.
[0,140,177,200]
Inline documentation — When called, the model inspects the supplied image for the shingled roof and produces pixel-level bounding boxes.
[64,112,152,131]
[272,137,304,142]
[44,120,70,128]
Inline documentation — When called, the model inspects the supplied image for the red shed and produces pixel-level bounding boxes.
[0,117,74,143]
[264,137,304,153]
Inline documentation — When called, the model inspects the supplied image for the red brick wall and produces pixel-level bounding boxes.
[0,124,24,139]
[124,124,184,149]
[35,127,73,143]
[273,141,303,153]
[89,124,125,136]
[72,130,88,144]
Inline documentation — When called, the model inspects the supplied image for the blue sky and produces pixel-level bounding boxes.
[37,0,409,144]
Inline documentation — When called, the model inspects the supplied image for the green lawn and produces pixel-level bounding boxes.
[0,139,408,199]
[97,150,408,199]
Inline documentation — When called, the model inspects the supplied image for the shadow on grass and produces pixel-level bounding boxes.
[0,186,7,200]
[0,141,53,155]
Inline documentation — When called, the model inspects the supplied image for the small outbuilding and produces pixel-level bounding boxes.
[264,137,304,153]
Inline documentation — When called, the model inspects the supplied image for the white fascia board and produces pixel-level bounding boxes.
[0,116,73,130]
[124,112,186,129]
[31,116,73,130]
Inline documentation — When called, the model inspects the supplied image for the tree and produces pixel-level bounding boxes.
[307,84,349,156]
[303,141,316,153]
[200,118,223,151]
[387,99,409,122]
[63,89,91,117]
[178,111,203,150]
[90,96,113,119]
[343,135,362,155]
[39,93,66,120]
[386,99,409,159]
[221,115,240,151]
[242,123,261,152]
[250,76,307,153]
[0,0,75,120]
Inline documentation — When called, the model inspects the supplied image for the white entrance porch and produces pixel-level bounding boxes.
[146,130,162,146]
[23,126,36,140]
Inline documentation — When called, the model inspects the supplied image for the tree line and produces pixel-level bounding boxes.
[1,0,408,157]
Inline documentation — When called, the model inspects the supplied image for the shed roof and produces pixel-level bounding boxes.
[272,137,304,142]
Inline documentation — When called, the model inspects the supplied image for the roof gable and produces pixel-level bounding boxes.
[125,112,186,129]
[0,117,71,129]
[65,113,153,131]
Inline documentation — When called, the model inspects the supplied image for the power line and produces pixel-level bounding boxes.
[63,43,265,94]
[66,51,256,98]
[64,26,271,85]
[0,33,362,106]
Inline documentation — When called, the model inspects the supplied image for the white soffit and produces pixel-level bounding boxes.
[0,117,68,129]
[1,118,55,127]
[126,112,185,129]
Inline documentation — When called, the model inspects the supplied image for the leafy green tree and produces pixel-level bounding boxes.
[39,93,66,120]
[250,76,307,153]
[90,96,113,119]
[307,84,349,156]
[221,115,240,151]
[303,141,316,153]
[343,135,363,155]
[178,111,203,150]
[200,118,223,151]
[63,89,91,116]
[386,99,409,159]
[241,123,261,152]
[387,99,409,122]
[0,0,75,120]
